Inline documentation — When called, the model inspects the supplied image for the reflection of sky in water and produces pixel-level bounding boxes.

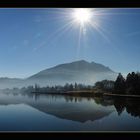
[0,92,139,131]
[0,104,81,131]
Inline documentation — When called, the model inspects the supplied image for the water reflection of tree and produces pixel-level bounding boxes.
[97,97,140,118]
[94,97,114,107]
[113,98,125,116]
[34,94,40,101]
[64,96,87,103]
[125,99,140,118]
[65,96,78,103]
[114,98,140,117]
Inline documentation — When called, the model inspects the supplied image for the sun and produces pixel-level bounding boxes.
[72,8,92,26]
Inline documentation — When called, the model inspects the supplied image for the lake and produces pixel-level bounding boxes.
[0,92,140,131]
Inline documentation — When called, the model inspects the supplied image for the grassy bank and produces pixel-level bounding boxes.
[103,93,140,98]
[31,90,104,97]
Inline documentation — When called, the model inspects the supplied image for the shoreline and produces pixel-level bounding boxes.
[31,91,140,98]
[31,90,103,97]
[103,93,140,98]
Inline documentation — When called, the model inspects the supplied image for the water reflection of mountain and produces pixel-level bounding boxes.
[23,94,115,123]
[0,93,114,123]
[30,102,113,123]
[0,93,140,122]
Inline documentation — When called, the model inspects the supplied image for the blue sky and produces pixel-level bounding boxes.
[0,8,140,78]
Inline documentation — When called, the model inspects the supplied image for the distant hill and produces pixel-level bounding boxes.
[0,60,118,89]
[0,77,23,89]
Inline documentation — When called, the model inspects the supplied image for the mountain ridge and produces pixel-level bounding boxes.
[28,60,114,79]
[0,60,118,89]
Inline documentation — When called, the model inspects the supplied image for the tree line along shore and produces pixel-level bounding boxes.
[2,72,140,98]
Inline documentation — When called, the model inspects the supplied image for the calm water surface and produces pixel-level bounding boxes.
[0,92,140,131]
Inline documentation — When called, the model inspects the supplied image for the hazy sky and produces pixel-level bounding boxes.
[0,8,140,78]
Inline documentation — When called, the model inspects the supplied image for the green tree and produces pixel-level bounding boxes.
[114,73,126,94]
[126,72,140,95]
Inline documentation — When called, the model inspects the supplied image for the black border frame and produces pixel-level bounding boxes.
[0,0,140,7]
[0,0,140,138]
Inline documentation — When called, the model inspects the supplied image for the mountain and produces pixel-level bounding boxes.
[27,60,117,86]
[0,60,118,89]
